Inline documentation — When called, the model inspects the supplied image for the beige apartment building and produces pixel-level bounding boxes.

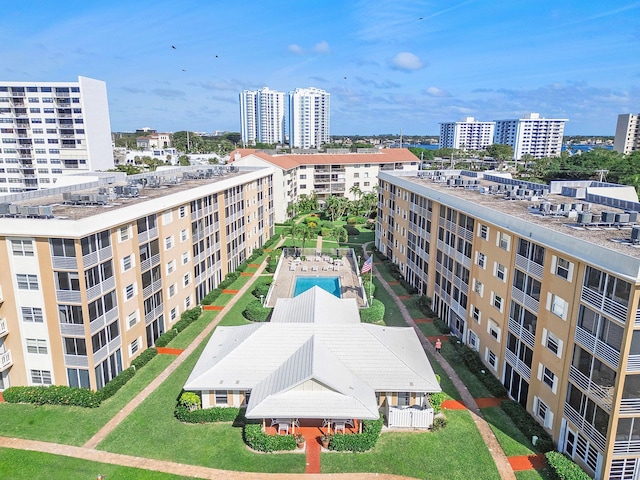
[377,170,640,480]
[614,114,640,155]
[0,166,274,391]
[230,148,420,222]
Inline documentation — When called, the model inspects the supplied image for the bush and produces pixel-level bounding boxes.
[545,452,591,480]
[501,400,553,452]
[433,317,450,334]
[328,417,383,452]
[359,299,385,323]
[363,281,375,300]
[97,367,136,402]
[416,296,435,317]
[431,415,448,431]
[400,278,418,294]
[131,347,158,370]
[236,262,248,272]
[179,392,201,409]
[172,307,202,332]
[429,392,447,414]
[243,299,272,322]
[201,288,222,305]
[155,329,178,347]
[3,385,101,408]
[244,424,296,452]
[175,405,241,423]
[252,282,271,299]
[346,217,357,225]
[344,225,360,236]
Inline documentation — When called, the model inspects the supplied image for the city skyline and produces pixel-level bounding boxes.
[3,1,639,135]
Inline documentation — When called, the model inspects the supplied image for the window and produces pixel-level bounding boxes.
[17,274,39,290]
[31,370,52,385]
[63,337,87,356]
[492,293,503,312]
[486,349,497,370]
[185,295,192,309]
[534,397,552,428]
[397,392,410,406]
[11,239,34,256]
[541,365,556,391]
[488,319,501,341]
[130,338,139,356]
[128,311,138,329]
[497,232,510,251]
[299,174,307,179]
[169,284,176,298]
[547,293,568,320]
[22,306,44,323]
[165,236,174,250]
[125,284,135,300]
[183,273,190,287]
[472,306,481,323]
[170,307,178,321]
[119,225,130,241]
[479,224,489,240]
[473,280,484,296]
[122,255,132,271]
[166,260,176,275]
[182,252,189,265]
[495,263,506,282]
[179,205,186,218]
[542,328,563,357]
[162,210,173,225]
[58,305,82,324]
[468,330,479,351]
[26,338,48,354]
[215,391,227,405]
[553,256,573,281]
[180,229,188,242]
[67,368,90,388]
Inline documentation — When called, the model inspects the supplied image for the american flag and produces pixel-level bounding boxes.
[361,255,373,274]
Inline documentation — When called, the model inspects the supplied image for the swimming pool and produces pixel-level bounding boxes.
[293,276,341,298]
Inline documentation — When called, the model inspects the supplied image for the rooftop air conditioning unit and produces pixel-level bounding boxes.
[577,212,592,224]
[632,226,640,243]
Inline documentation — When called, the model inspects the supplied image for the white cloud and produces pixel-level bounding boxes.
[288,44,305,54]
[313,40,330,54]
[390,52,424,71]
[425,86,450,97]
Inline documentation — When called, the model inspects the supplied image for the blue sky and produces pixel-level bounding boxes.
[3,0,639,135]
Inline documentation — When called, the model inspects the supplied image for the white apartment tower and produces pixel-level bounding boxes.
[239,87,285,146]
[0,76,113,193]
[613,113,640,154]
[439,117,495,151]
[288,87,330,149]
[493,113,567,160]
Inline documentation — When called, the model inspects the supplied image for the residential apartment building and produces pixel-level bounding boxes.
[439,117,495,151]
[230,148,419,222]
[377,169,640,479]
[288,87,330,149]
[0,166,274,392]
[0,76,113,193]
[493,113,567,160]
[136,133,172,150]
[239,87,286,146]
[614,114,640,155]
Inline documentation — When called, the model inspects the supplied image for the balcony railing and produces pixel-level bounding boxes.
[0,318,8,338]
[563,403,607,451]
[568,366,613,412]
[574,325,620,368]
[0,350,13,371]
[581,286,628,323]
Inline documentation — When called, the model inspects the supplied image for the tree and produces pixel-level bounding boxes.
[360,192,377,218]
[486,144,514,167]
[299,224,312,248]
[324,196,350,222]
[330,226,348,243]
[108,164,142,175]
[178,155,190,166]
[349,184,363,201]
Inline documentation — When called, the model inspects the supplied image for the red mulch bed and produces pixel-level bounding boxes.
[240,272,253,276]
[248,263,261,268]
[441,399,467,410]
[203,305,224,311]
[398,295,413,300]
[414,318,433,324]
[475,397,506,408]
[157,347,184,356]
[508,454,547,471]
[222,289,239,294]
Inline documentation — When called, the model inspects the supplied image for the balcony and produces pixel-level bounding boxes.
[0,350,12,371]
[568,365,613,412]
[0,318,7,338]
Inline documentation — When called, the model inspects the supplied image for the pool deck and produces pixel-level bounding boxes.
[266,254,367,308]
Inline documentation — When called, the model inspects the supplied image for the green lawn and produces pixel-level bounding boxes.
[322,410,500,479]
[166,310,218,349]
[372,277,407,327]
[0,354,175,445]
[481,406,536,456]
[515,468,556,480]
[0,448,198,480]
[437,340,494,398]
[96,337,305,473]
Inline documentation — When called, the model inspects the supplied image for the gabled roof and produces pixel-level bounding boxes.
[271,286,359,324]
[246,335,378,419]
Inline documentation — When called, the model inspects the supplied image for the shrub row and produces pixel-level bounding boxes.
[252,282,271,299]
[243,423,296,452]
[328,417,383,452]
[4,347,158,408]
[432,317,451,335]
[344,225,360,236]
[243,299,272,322]
[451,342,507,397]
[399,278,418,294]
[501,400,554,453]
[359,299,385,323]
[429,392,447,414]
[545,451,591,480]
[154,307,202,347]
[154,329,178,347]
[174,405,241,423]
[201,271,241,305]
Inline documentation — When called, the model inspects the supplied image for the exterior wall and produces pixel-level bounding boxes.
[494,113,566,160]
[614,114,640,155]
[439,118,495,151]
[288,88,330,149]
[377,171,640,480]
[0,169,274,391]
[0,76,113,193]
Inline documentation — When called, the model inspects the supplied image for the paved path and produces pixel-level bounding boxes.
[362,242,517,480]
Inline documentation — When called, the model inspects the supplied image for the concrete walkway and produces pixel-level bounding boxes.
[362,242,517,480]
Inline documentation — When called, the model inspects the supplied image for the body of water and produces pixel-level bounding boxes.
[293,276,341,298]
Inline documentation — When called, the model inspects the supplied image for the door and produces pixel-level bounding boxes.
[565,429,576,458]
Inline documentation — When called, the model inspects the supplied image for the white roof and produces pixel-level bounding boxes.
[184,286,440,419]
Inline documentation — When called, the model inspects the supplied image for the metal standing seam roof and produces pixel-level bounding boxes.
[183,286,441,418]
[270,286,360,324]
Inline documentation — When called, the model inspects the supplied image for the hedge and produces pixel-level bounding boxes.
[175,405,242,423]
[252,282,271,299]
[344,225,360,236]
[131,347,158,369]
[429,392,447,414]
[244,423,296,452]
[172,307,201,332]
[243,299,272,322]
[328,417,383,452]
[501,400,554,452]
[451,343,507,397]
[359,299,385,323]
[154,328,178,347]
[97,367,136,402]
[545,452,591,480]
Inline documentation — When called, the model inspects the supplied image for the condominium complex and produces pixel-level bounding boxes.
[377,169,640,479]
[0,166,274,391]
[614,114,640,155]
[493,113,567,160]
[288,87,330,149]
[439,117,495,151]
[0,76,113,193]
[239,88,286,146]
[230,148,419,222]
